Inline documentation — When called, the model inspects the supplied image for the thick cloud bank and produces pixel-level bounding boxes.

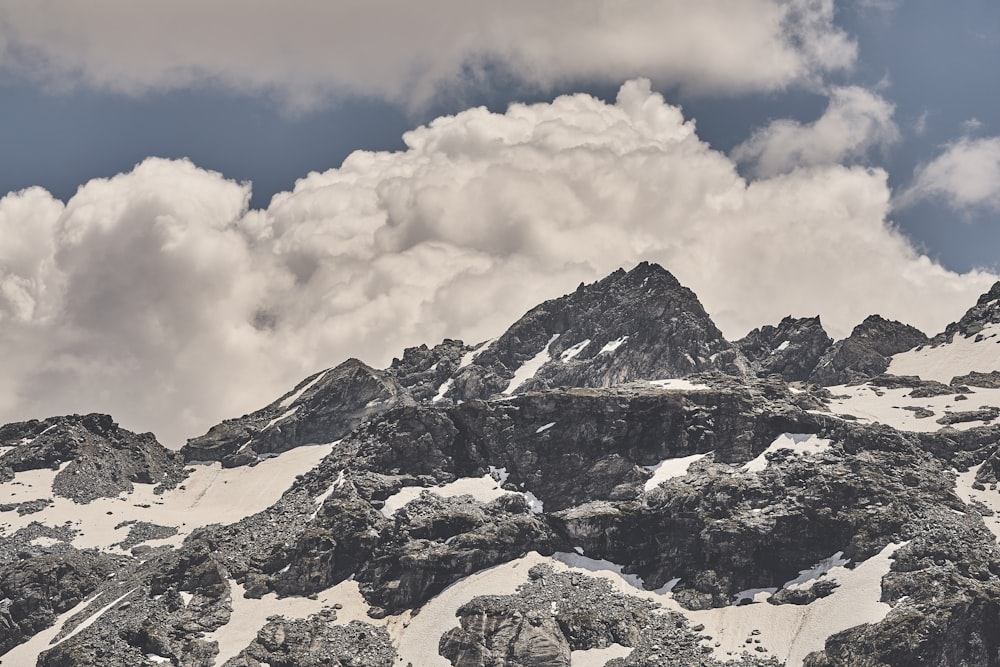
[0,1,854,107]
[0,80,994,446]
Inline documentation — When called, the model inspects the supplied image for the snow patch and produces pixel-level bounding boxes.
[488,466,509,486]
[742,433,832,473]
[503,333,560,394]
[955,463,1000,541]
[205,578,369,666]
[733,587,777,605]
[599,336,629,354]
[523,491,544,514]
[774,340,790,352]
[310,470,345,520]
[536,422,556,434]
[643,452,709,490]
[458,338,496,369]
[431,378,454,402]
[784,552,850,588]
[59,588,137,646]
[647,379,710,391]
[823,383,1000,432]
[381,474,509,518]
[263,405,298,430]
[0,443,336,553]
[0,593,101,664]
[560,339,591,361]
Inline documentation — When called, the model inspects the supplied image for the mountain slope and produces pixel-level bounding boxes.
[4,264,1000,667]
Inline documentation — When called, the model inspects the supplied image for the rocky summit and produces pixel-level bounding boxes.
[3,263,1000,666]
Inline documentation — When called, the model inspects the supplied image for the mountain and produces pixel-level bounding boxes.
[3,264,1000,666]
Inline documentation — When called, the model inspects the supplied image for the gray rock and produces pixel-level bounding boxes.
[736,315,832,382]
[445,262,748,403]
[0,413,186,503]
[181,358,415,466]
[808,315,927,386]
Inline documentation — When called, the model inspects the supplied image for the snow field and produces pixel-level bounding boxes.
[0,443,336,553]
[888,323,1000,382]
[823,384,1000,432]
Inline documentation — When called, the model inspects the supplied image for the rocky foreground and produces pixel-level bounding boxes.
[3,262,1000,666]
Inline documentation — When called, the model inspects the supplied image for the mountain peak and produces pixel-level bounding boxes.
[441,262,744,401]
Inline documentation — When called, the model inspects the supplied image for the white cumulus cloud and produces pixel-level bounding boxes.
[897,137,1000,211]
[0,80,993,446]
[0,1,855,107]
[733,86,899,177]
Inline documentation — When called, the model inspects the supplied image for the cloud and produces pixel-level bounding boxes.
[0,1,855,108]
[732,86,898,177]
[961,117,984,134]
[0,79,993,446]
[897,137,1000,211]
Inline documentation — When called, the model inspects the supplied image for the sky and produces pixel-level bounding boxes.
[1,0,1000,446]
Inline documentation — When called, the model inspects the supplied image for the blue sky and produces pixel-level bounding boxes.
[1,1,999,443]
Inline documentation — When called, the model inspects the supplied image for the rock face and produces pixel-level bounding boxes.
[808,315,928,386]
[181,358,415,467]
[8,264,1000,667]
[736,316,833,382]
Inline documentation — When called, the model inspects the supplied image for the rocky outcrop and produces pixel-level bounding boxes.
[929,280,1000,345]
[181,358,415,466]
[736,316,833,382]
[223,616,396,667]
[951,370,1000,388]
[808,315,927,386]
[0,413,185,503]
[439,565,777,667]
[358,493,558,615]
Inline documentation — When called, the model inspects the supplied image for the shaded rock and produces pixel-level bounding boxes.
[809,316,927,386]
[736,316,832,382]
